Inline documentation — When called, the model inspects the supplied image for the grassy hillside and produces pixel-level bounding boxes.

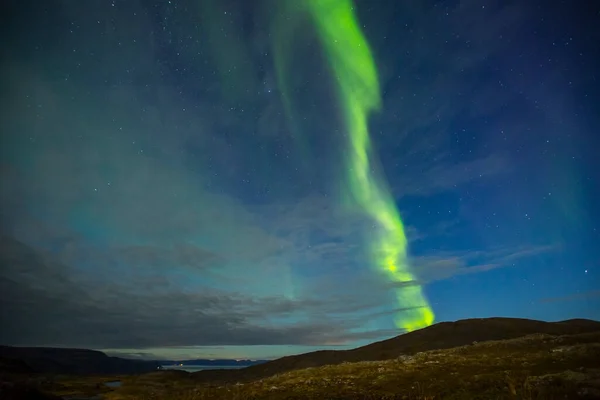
[6,318,600,399]
[190,317,600,384]
[102,330,600,399]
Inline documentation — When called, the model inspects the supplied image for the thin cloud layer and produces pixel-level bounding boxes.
[0,236,413,350]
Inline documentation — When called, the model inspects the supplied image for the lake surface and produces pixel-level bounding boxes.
[161,364,247,372]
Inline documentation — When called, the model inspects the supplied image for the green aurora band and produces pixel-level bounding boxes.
[282,0,435,331]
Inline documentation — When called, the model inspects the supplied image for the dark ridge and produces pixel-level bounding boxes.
[191,317,600,383]
[0,357,32,374]
[0,382,61,400]
[0,346,161,375]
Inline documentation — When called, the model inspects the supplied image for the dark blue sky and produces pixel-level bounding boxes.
[1,0,598,360]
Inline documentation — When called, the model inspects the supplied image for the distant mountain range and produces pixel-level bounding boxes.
[161,359,268,367]
[190,317,600,383]
[0,346,161,375]
[0,346,268,375]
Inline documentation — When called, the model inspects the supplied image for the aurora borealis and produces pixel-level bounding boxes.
[1,0,599,360]
[305,0,434,330]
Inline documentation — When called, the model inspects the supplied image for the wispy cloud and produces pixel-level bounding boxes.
[371,1,533,200]
[0,235,413,350]
[539,290,600,304]
[394,154,511,198]
[411,244,559,283]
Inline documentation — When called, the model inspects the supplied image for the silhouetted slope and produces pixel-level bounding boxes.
[0,382,61,400]
[123,330,600,399]
[192,317,600,383]
[0,346,160,375]
[0,357,33,374]
[351,317,600,361]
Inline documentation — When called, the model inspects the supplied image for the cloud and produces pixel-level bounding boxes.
[0,236,412,350]
[0,59,296,286]
[411,244,559,282]
[0,61,408,350]
[369,1,533,200]
[113,244,224,271]
[539,290,600,304]
[395,154,511,198]
[363,306,427,321]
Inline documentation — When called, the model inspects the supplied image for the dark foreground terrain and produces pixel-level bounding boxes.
[2,318,600,399]
[0,346,160,376]
[191,317,600,384]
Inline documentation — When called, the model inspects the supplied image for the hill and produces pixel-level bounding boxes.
[10,317,600,399]
[191,317,600,383]
[80,330,600,399]
[0,346,161,375]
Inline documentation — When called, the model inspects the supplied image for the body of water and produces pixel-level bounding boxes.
[161,364,248,372]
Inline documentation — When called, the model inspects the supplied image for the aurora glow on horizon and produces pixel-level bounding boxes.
[1,0,598,360]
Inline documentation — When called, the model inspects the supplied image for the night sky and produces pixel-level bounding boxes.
[1,0,598,361]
